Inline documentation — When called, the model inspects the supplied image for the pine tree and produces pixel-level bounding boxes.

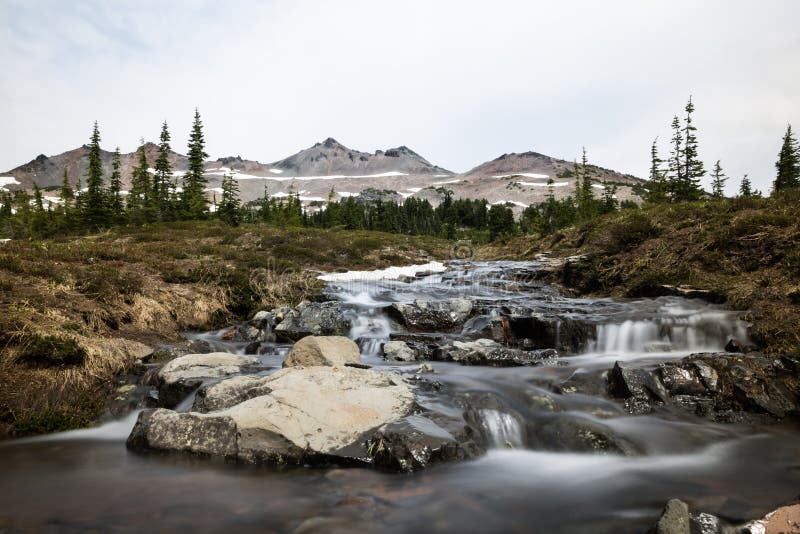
[678,96,705,200]
[774,124,800,192]
[218,174,242,225]
[182,109,209,218]
[646,137,669,203]
[600,181,618,213]
[710,160,727,198]
[667,115,684,199]
[108,147,124,217]
[154,121,174,219]
[739,174,753,197]
[82,121,108,227]
[60,168,74,208]
[128,141,153,222]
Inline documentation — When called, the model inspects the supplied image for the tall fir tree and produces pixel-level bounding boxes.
[739,174,753,197]
[60,168,74,209]
[218,174,242,225]
[678,96,705,201]
[153,121,174,219]
[108,147,124,217]
[182,109,209,218]
[128,141,153,222]
[646,137,669,203]
[82,121,108,227]
[710,160,727,198]
[575,148,599,221]
[667,115,684,200]
[600,181,618,213]
[773,124,800,192]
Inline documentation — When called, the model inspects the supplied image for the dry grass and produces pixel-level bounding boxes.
[0,221,449,437]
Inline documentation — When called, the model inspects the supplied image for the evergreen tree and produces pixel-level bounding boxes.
[646,137,669,203]
[774,124,800,192]
[600,181,618,213]
[710,160,727,198]
[154,121,174,219]
[678,96,705,200]
[488,203,515,241]
[667,115,684,199]
[218,174,242,225]
[108,147,124,217]
[182,109,209,218]
[128,141,153,222]
[82,121,108,227]
[739,174,754,197]
[60,168,74,208]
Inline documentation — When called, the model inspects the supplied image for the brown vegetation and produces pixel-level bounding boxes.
[0,221,448,438]
[484,190,800,355]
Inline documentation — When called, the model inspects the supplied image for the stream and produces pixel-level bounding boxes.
[2,261,799,533]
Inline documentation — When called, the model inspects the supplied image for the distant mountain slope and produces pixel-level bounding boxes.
[0,139,644,210]
[270,137,452,177]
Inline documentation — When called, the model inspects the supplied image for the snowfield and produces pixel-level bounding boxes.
[493,173,549,179]
[492,200,529,208]
[519,181,569,187]
[0,176,21,190]
[318,261,447,282]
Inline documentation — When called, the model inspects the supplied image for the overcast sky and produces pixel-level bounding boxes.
[1,0,798,194]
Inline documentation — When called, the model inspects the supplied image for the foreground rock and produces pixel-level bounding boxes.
[130,365,483,471]
[157,352,260,408]
[387,298,474,332]
[650,498,800,534]
[608,353,800,422]
[273,301,353,342]
[282,335,361,368]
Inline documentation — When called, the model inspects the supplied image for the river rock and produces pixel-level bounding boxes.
[439,339,559,367]
[608,354,800,422]
[157,352,260,408]
[273,301,353,342]
[654,499,691,534]
[282,336,361,368]
[130,365,481,471]
[387,298,474,332]
[142,338,215,363]
[382,341,419,362]
[465,314,595,353]
[533,414,641,455]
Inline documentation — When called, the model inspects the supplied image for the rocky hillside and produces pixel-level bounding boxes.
[0,138,646,210]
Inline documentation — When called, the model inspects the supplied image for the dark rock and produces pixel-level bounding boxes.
[724,338,758,353]
[273,301,353,342]
[142,339,214,363]
[468,314,595,353]
[366,414,483,471]
[438,339,559,367]
[533,414,641,455]
[387,299,473,332]
[608,361,669,414]
[607,353,800,422]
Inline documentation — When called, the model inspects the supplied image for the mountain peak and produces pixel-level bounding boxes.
[317,137,345,149]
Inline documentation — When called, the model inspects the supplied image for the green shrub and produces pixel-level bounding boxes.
[17,334,87,367]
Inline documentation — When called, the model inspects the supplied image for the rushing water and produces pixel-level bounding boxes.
[1,261,799,533]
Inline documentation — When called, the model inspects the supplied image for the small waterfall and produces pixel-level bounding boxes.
[479,409,524,448]
[587,307,750,354]
[348,308,393,357]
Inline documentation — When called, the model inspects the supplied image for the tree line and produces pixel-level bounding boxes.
[1,99,798,241]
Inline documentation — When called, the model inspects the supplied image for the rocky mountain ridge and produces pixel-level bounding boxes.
[0,138,645,209]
